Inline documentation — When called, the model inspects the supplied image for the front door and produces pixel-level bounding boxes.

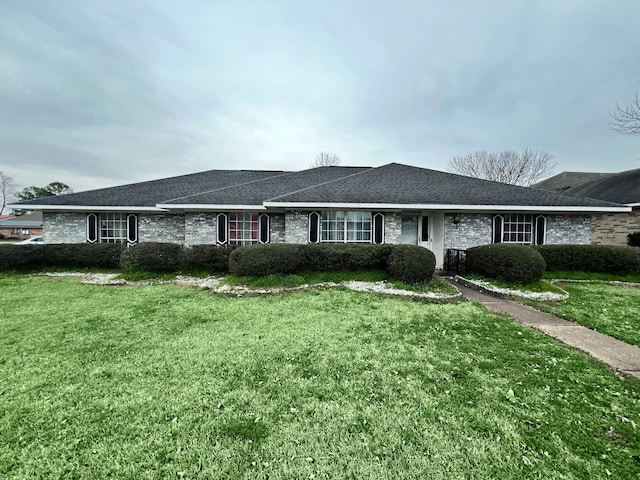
[401,212,444,269]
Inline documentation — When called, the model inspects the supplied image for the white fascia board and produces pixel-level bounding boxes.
[156,204,267,211]
[262,202,632,213]
[8,204,169,212]
[627,202,640,207]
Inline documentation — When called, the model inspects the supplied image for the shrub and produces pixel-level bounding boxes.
[386,245,436,284]
[183,244,238,273]
[0,245,45,270]
[45,243,123,269]
[467,244,546,284]
[120,242,184,273]
[229,243,393,277]
[535,244,640,274]
[628,232,640,247]
[0,243,124,271]
[229,244,305,276]
[302,244,391,271]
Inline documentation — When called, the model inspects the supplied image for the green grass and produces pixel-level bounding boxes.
[545,270,640,283]
[1,275,640,479]
[223,269,391,288]
[464,274,565,294]
[529,281,640,348]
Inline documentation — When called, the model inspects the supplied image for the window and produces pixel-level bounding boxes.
[87,213,138,245]
[229,212,259,245]
[315,211,375,243]
[217,213,269,245]
[492,214,546,245]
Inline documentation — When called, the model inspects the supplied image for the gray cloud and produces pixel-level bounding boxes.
[1,0,639,194]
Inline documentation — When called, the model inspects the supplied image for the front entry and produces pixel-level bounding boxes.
[400,212,445,269]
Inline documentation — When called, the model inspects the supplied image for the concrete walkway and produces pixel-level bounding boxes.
[451,279,640,379]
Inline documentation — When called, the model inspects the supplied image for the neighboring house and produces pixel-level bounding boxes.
[10,163,630,268]
[0,211,44,240]
[559,168,640,246]
[533,171,616,193]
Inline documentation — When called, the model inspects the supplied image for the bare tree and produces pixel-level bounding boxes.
[0,171,15,215]
[610,91,640,135]
[310,152,341,168]
[448,149,556,186]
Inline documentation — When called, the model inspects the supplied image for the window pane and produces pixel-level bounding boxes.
[99,213,127,243]
[229,212,260,245]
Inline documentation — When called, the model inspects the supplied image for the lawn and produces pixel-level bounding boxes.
[1,275,639,479]
[529,280,640,348]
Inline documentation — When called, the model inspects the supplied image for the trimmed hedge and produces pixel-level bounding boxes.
[302,244,391,272]
[535,244,640,274]
[0,243,123,271]
[229,243,436,284]
[628,232,640,247]
[120,242,184,273]
[182,244,238,273]
[387,245,436,284]
[467,244,546,284]
[229,244,305,276]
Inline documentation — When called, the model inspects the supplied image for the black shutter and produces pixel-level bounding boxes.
[493,215,503,244]
[217,213,227,245]
[259,214,270,243]
[127,214,138,246]
[87,214,98,243]
[373,213,384,244]
[535,216,546,245]
[309,212,320,243]
[421,216,429,242]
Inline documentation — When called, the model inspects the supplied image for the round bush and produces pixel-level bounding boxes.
[228,244,304,276]
[119,242,184,273]
[386,245,436,284]
[467,244,546,284]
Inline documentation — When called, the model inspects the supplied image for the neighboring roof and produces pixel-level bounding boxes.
[533,171,615,192]
[563,168,640,205]
[10,163,629,213]
[0,211,43,228]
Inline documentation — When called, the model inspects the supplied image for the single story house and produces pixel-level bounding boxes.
[0,211,44,240]
[11,163,630,268]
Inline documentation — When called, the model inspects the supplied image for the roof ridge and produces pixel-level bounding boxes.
[265,165,377,201]
[158,170,296,204]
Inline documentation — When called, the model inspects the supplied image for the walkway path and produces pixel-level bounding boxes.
[451,279,640,379]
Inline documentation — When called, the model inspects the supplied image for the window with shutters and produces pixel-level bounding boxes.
[310,211,382,244]
[87,213,138,245]
[217,213,270,245]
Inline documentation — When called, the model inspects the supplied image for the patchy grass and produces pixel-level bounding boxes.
[1,275,639,479]
[529,281,640,347]
[464,274,565,294]
[545,270,640,283]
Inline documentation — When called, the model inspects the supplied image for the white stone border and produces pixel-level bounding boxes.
[38,272,462,301]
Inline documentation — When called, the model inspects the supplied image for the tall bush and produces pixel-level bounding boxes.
[387,245,436,284]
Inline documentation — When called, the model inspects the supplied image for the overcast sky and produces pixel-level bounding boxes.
[1,0,639,195]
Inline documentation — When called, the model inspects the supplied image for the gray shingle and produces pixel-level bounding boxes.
[268,163,623,207]
[563,168,640,204]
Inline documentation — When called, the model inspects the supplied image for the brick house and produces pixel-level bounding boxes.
[537,168,640,246]
[11,163,630,268]
[0,212,44,240]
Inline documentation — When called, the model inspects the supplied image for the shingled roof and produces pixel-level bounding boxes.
[11,163,629,212]
[533,171,616,192]
[563,168,640,205]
